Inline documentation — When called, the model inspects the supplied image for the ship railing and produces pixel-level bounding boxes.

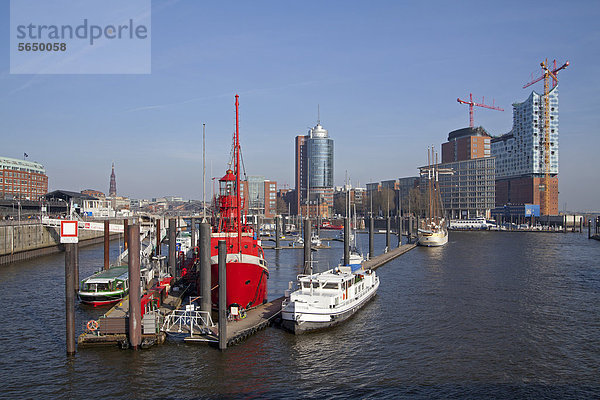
[161,306,215,337]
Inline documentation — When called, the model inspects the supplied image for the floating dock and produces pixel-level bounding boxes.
[77,285,188,348]
[363,243,417,271]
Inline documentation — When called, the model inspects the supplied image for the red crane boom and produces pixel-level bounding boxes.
[457,93,504,128]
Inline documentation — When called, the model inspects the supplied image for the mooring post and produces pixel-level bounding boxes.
[74,243,79,296]
[168,218,176,277]
[124,218,129,250]
[156,218,161,256]
[588,219,591,239]
[199,221,212,313]
[397,215,402,247]
[368,216,374,260]
[104,219,110,270]
[385,216,391,252]
[343,216,349,266]
[65,242,76,355]
[191,217,196,250]
[275,215,281,250]
[563,215,567,233]
[303,218,311,274]
[128,223,141,350]
[218,240,227,351]
[317,215,321,239]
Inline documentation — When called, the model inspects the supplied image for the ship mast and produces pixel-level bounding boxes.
[235,95,242,253]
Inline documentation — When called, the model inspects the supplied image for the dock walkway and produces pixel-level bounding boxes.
[195,297,284,346]
[363,243,417,271]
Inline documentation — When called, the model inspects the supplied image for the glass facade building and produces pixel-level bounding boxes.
[437,157,496,219]
[295,121,334,214]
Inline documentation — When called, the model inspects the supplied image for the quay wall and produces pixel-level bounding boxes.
[0,221,113,265]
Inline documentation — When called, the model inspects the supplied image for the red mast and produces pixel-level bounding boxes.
[235,94,242,252]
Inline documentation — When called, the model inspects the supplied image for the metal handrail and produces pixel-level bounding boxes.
[161,308,215,337]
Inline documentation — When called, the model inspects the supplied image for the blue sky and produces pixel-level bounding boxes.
[1,1,599,211]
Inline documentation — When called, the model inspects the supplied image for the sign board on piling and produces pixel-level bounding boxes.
[60,220,79,243]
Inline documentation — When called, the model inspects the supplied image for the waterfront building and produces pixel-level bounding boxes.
[0,156,48,200]
[240,176,277,218]
[434,126,496,219]
[81,189,105,198]
[44,189,114,217]
[442,126,492,162]
[437,157,496,219]
[294,119,334,215]
[491,87,559,215]
[490,204,540,223]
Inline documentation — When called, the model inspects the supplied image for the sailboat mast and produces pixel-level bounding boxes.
[235,94,242,252]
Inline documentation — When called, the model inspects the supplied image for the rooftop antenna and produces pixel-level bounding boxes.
[317,104,320,125]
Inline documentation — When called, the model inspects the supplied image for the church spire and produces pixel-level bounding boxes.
[109,162,117,197]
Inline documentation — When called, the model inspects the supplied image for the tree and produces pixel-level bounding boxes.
[276,197,288,215]
[371,188,396,216]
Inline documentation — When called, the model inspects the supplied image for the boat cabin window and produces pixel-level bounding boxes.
[302,281,320,289]
[323,282,339,290]
[116,282,124,290]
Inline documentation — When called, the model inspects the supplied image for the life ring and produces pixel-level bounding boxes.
[87,320,99,331]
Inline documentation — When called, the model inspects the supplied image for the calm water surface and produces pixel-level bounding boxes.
[1,232,599,399]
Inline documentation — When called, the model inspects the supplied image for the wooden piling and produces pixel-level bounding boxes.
[368,216,374,259]
[168,218,176,277]
[303,218,311,274]
[104,219,110,270]
[128,223,141,350]
[191,217,196,250]
[65,243,76,355]
[396,215,402,247]
[275,215,281,250]
[74,243,79,296]
[218,240,227,351]
[386,216,391,252]
[199,221,212,313]
[124,219,129,250]
[156,218,161,256]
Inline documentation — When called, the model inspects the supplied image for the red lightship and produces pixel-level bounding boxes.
[210,95,269,311]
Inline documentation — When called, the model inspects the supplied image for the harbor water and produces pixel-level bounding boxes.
[1,231,599,398]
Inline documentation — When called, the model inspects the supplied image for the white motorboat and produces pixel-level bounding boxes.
[448,216,491,230]
[281,266,379,334]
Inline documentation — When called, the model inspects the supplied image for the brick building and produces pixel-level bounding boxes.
[0,156,48,200]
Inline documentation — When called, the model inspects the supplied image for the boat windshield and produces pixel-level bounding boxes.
[83,282,110,292]
[323,282,339,290]
[302,281,320,289]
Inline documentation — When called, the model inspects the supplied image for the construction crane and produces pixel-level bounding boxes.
[457,93,504,128]
[523,59,569,89]
[523,59,569,216]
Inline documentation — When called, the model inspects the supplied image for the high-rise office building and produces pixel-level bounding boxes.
[295,120,334,215]
[492,87,559,215]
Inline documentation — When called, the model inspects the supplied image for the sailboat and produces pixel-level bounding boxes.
[417,148,450,247]
[210,95,269,311]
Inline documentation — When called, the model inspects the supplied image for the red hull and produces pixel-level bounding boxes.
[210,260,268,309]
[81,299,120,307]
